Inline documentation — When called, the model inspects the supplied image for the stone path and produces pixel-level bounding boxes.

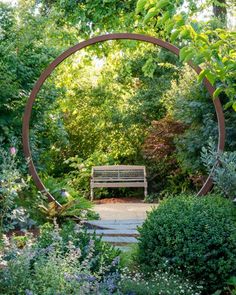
[93,203,155,220]
[86,202,156,251]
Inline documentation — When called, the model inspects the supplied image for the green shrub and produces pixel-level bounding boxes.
[0,146,30,234]
[64,152,116,198]
[0,221,120,294]
[37,175,97,222]
[137,194,236,293]
[37,221,120,274]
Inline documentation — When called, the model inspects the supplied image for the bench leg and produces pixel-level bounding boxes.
[144,186,148,198]
[91,188,94,201]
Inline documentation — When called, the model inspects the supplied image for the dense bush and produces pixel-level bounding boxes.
[137,194,236,293]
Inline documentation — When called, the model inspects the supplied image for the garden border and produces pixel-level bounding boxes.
[22,33,225,203]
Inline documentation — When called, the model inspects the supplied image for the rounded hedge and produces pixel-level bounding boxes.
[137,194,236,293]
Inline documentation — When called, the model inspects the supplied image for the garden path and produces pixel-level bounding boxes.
[86,200,156,251]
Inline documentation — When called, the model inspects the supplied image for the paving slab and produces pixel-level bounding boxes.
[87,219,144,226]
[86,220,143,230]
[86,202,156,249]
[93,203,156,220]
[101,236,138,243]
[87,229,139,236]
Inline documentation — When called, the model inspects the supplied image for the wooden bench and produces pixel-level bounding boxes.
[90,165,147,201]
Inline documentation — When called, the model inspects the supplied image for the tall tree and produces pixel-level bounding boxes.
[136,0,236,110]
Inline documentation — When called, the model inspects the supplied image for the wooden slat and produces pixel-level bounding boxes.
[92,178,145,181]
[92,182,147,188]
[94,171,144,175]
[94,172,144,176]
[92,165,146,170]
[90,165,147,200]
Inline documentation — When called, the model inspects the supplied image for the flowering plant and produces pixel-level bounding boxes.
[0,146,28,234]
[0,220,121,295]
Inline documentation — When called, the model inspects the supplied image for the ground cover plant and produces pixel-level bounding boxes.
[0,221,120,295]
[118,269,203,295]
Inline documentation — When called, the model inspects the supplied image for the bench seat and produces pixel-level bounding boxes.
[90,165,147,200]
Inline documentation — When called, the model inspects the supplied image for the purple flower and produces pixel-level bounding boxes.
[65,273,97,283]
[64,273,73,282]
[10,147,16,155]
[111,256,120,266]
[102,273,120,293]
[25,290,33,295]
[75,273,96,283]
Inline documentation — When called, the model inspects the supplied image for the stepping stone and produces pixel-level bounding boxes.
[86,219,144,230]
[85,219,142,251]
[87,229,139,236]
[101,236,138,244]
[89,219,144,224]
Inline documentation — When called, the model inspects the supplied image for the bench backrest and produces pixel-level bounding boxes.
[91,165,146,182]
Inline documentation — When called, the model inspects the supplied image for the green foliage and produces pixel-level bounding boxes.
[38,0,137,35]
[161,67,218,175]
[144,193,159,203]
[51,46,173,163]
[118,269,203,295]
[0,146,28,234]
[42,175,91,206]
[137,194,236,293]
[64,152,117,196]
[119,244,139,270]
[37,175,95,221]
[160,169,193,196]
[0,2,56,142]
[227,276,236,294]
[37,45,179,196]
[1,0,235,224]
[37,221,120,273]
[201,141,236,199]
[136,0,236,110]
[0,221,121,295]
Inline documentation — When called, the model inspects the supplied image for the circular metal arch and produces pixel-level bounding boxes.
[22,33,225,203]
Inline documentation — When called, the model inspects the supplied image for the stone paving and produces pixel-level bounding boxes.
[86,202,157,251]
[93,202,156,220]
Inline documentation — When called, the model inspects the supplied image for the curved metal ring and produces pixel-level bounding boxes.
[22,33,225,202]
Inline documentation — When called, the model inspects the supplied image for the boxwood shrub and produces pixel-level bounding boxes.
[137,194,236,293]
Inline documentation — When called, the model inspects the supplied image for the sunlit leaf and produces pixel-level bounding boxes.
[136,0,147,14]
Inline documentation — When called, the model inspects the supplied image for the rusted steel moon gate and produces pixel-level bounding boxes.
[22,33,225,204]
